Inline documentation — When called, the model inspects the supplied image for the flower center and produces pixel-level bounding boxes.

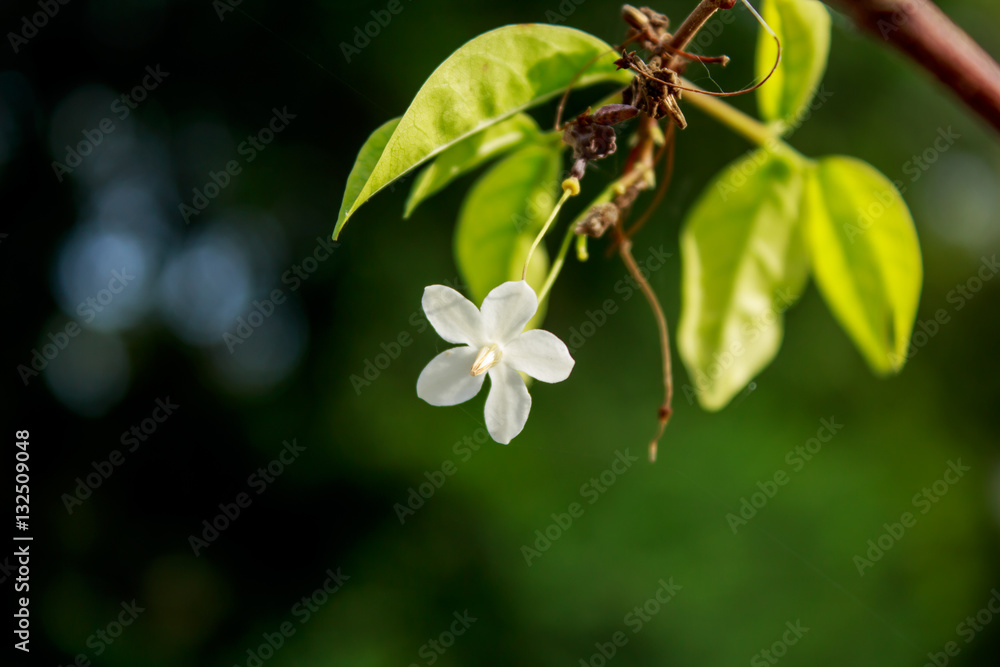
[470,343,502,376]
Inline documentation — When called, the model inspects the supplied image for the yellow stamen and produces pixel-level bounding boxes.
[470,343,502,376]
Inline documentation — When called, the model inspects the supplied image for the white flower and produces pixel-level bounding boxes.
[417,280,575,444]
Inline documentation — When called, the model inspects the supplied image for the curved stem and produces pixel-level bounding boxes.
[522,189,572,282]
[618,237,672,462]
[536,164,654,304]
[624,122,676,239]
[537,220,577,305]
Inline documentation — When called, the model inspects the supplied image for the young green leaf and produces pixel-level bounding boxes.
[454,144,561,330]
[403,114,541,219]
[678,151,809,411]
[755,0,830,133]
[335,117,401,235]
[804,156,922,374]
[334,24,630,239]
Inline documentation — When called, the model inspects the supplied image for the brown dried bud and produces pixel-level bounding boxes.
[592,104,639,126]
[615,50,643,72]
[636,6,670,34]
[614,184,644,210]
[621,5,650,33]
[621,5,671,52]
[625,61,687,129]
[575,202,620,238]
[563,121,618,162]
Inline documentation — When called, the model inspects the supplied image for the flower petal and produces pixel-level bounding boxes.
[481,281,538,344]
[422,285,486,346]
[417,347,485,406]
[484,364,531,444]
[503,329,575,383]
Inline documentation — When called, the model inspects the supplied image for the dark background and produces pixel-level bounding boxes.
[3,0,1000,665]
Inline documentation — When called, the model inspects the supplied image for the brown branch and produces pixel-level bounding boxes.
[665,0,738,71]
[829,0,1000,135]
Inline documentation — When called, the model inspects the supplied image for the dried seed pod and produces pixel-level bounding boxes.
[575,202,620,238]
[621,54,687,129]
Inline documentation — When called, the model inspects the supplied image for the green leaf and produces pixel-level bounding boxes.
[755,0,831,132]
[334,24,630,239]
[803,156,922,374]
[678,150,809,411]
[403,114,541,219]
[334,117,401,236]
[454,143,561,329]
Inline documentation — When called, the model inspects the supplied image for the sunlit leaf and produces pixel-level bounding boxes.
[334,24,630,239]
[404,114,541,218]
[455,144,562,330]
[755,0,830,133]
[334,117,400,233]
[678,150,809,410]
[804,156,922,374]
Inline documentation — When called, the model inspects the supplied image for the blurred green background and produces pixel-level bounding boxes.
[3,0,1000,665]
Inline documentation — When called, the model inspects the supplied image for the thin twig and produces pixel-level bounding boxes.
[617,236,673,462]
[625,122,676,239]
[665,0,738,71]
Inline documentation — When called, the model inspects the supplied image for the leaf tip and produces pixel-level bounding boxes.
[332,216,348,241]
